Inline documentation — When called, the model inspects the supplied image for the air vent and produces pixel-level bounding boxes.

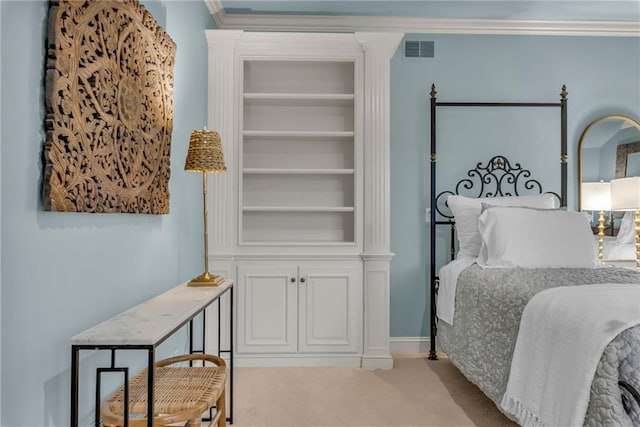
[404,41,434,58]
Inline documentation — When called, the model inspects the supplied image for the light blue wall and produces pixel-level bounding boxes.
[2,1,640,421]
[0,1,215,425]
[389,34,640,337]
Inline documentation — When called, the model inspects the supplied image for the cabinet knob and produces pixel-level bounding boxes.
[290,277,296,283]
[300,277,306,283]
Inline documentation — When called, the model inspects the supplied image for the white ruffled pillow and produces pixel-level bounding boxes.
[446,193,559,258]
[476,206,598,269]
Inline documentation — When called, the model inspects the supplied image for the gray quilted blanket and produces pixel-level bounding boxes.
[438,264,640,426]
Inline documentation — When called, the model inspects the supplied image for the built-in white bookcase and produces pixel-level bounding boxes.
[205,31,402,369]
[241,60,357,244]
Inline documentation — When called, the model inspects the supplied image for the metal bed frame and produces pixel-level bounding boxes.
[428,83,569,362]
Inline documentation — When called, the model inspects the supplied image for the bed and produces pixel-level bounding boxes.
[428,85,640,426]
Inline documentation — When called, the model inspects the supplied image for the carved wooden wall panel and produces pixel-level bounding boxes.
[43,0,176,213]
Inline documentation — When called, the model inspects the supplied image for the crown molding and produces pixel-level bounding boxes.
[206,7,640,37]
[204,0,225,28]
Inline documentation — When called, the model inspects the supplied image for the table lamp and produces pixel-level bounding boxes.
[581,181,611,260]
[184,129,227,286]
[610,176,640,270]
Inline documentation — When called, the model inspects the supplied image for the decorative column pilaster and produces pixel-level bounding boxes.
[355,32,403,369]
[205,30,243,277]
[204,30,243,355]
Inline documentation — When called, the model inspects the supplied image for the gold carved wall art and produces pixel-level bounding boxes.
[43,0,176,213]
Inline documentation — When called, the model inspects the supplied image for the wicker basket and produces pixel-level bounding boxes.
[101,354,227,427]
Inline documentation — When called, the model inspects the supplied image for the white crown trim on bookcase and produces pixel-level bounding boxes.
[204,1,639,37]
[204,0,225,28]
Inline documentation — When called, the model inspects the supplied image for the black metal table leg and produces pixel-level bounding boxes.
[71,346,79,427]
[146,349,155,427]
[230,286,234,424]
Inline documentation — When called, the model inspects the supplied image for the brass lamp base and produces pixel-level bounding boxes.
[187,272,224,287]
[597,210,605,261]
[635,210,640,271]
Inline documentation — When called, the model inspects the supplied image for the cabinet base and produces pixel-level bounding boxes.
[234,355,364,367]
[361,355,394,370]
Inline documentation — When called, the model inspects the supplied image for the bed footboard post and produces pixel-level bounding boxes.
[428,278,439,360]
[560,84,568,207]
[429,84,439,361]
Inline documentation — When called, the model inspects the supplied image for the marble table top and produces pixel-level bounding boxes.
[71,279,232,346]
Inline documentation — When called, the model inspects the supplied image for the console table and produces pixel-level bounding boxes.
[70,279,233,427]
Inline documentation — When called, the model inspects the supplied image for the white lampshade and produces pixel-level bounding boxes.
[581,182,611,211]
[611,176,640,211]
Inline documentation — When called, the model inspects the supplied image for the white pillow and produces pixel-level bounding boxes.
[476,206,598,269]
[616,211,635,244]
[446,193,559,258]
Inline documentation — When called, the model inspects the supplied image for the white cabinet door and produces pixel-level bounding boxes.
[298,263,363,353]
[236,265,298,353]
[236,262,363,355]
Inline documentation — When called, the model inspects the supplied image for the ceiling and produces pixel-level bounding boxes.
[208,0,640,36]
[218,1,640,22]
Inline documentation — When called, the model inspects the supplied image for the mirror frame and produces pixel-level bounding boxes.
[577,114,640,211]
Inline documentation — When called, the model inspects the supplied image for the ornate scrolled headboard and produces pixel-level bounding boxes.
[434,154,559,220]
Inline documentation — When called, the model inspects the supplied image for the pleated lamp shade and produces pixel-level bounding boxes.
[184,129,227,173]
[611,176,640,211]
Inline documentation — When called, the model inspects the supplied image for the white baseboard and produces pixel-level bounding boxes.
[389,336,432,354]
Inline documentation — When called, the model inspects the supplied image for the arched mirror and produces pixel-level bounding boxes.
[578,114,640,263]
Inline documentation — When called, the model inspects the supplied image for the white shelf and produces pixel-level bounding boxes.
[244,137,353,170]
[239,241,359,247]
[243,206,355,213]
[244,60,355,95]
[242,211,355,243]
[244,93,354,101]
[243,101,354,132]
[243,168,354,175]
[243,130,354,138]
[243,174,353,207]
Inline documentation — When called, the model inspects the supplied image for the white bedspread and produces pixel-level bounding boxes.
[500,283,640,427]
[436,257,476,325]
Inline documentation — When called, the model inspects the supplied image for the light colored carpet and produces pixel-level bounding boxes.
[230,353,517,427]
